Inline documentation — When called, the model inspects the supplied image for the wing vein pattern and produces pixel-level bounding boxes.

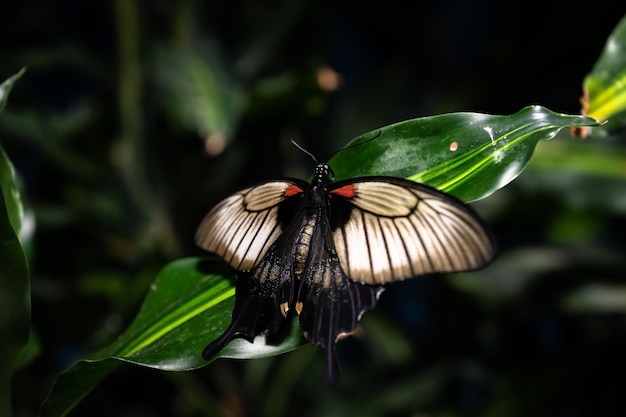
[196,181,305,271]
[331,179,494,285]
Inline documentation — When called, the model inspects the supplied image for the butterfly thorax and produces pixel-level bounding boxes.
[313,163,334,187]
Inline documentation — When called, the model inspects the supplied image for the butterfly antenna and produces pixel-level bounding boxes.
[291,130,381,163]
[290,139,320,164]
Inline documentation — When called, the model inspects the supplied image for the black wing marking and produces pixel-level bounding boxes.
[289,201,383,386]
[202,238,382,388]
[297,250,383,386]
[330,178,496,285]
[202,246,297,360]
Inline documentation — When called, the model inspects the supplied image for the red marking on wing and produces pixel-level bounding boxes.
[284,184,304,197]
[331,183,357,198]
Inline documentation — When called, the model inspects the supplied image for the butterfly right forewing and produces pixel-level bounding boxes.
[329,177,496,285]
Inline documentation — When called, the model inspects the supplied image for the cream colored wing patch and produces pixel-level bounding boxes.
[332,180,495,285]
[195,181,303,271]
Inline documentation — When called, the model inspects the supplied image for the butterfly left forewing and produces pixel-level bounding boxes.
[195,180,306,271]
[330,178,495,285]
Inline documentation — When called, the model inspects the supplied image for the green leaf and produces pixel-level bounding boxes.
[0,69,28,239]
[0,68,26,111]
[0,191,30,417]
[330,105,597,202]
[0,68,35,248]
[0,146,26,242]
[0,69,30,417]
[40,258,303,417]
[582,15,626,129]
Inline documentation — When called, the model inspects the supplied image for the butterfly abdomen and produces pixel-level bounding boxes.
[292,213,317,280]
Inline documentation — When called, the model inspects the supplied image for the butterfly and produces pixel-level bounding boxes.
[195,150,496,386]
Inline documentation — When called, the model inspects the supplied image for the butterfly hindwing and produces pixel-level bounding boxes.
[195,180,308,271]
[295,208,384,385]
[329,177,495,285]
[202,246,298,361]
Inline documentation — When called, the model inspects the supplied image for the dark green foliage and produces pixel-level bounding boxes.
[2,2,626,416]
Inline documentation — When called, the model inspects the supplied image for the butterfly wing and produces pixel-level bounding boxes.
[329,177,496,285]
[201,247,296,361]
[296,234,383,386]
[195,179,308,271]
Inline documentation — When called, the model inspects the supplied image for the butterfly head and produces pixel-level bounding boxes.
[315,163,335,184]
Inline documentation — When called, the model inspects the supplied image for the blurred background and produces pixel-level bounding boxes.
[3,0,626,416]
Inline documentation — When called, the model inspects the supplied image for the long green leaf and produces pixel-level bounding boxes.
[0,69,30,417]
[0,69,28,239]
[582,14,626,130]
[0,191,30,417]
[0,68,26,111]
[40,106,596,416]
[330,106,597,202]
[40,258,303,417]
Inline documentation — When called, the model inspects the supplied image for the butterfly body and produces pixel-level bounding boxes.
[196,162,495,385]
